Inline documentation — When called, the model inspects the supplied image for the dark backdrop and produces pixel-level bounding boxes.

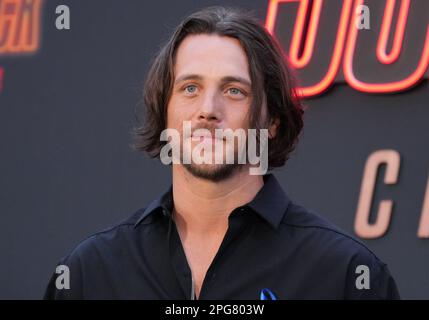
[0,0,427,299]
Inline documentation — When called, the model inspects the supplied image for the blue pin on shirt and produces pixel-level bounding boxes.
[260,288,277,300]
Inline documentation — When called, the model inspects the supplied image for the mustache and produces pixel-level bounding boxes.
[188,123,225,139]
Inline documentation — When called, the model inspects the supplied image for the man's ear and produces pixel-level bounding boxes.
[268,118,280,139]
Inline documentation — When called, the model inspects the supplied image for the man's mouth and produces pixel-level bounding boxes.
[194,136,218,140]
[191,134,225,142]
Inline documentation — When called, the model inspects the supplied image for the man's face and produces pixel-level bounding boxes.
[166,34,253,181]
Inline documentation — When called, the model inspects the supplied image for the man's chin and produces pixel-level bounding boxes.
[182,162,241,182]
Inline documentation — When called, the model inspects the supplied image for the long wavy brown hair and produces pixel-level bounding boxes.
[132,6,305,170]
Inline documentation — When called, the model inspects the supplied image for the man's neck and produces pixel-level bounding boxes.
[171,165,264,236]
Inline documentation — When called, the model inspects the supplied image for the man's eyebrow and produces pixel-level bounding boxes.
[174,74,203,85]
[174,74,252,87]
[220,76,252,87]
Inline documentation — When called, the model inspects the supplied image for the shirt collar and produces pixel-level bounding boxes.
[134,173,290,229]
[244,173,291,229]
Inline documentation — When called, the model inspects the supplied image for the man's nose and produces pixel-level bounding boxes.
[197,90,222,123]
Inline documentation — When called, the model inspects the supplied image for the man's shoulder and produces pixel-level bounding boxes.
[279,201,383,265]
[59,208,146,263]
[278,202,400,299]
[44,208,147,299]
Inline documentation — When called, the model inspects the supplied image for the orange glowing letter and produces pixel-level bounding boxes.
[344,0,429,93]
[0,0,43,55]
[265,0,354,97]
[354,150,400,239]
[417,176,429,238]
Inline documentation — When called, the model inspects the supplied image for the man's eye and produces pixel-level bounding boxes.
[227,87,244,96]
[184,85,198,94]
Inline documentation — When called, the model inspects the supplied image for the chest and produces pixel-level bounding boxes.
[180,232,226,297]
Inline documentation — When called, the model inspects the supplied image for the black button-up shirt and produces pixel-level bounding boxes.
[44,174,400,299]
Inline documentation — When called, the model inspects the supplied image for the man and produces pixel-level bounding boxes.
[44,6,400,299]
